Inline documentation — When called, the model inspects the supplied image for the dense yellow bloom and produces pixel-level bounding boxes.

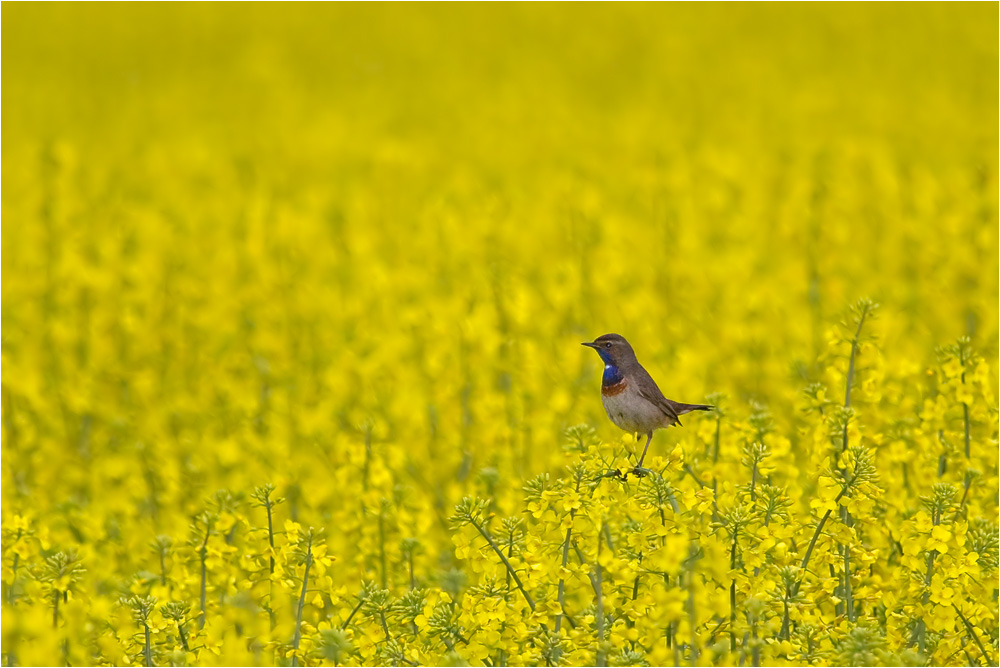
[3,4,998,667]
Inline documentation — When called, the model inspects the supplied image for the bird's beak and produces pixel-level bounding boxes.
[581,342,599,349]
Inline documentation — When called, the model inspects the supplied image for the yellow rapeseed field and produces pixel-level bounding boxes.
[2,4,998,667]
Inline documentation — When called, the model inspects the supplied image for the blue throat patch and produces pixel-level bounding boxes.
[594,348,624,386]
[602,363,624,387]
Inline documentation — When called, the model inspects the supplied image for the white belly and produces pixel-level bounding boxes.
[601,384,663,433]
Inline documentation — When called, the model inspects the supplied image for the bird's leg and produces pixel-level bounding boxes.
[637,432,653,466]
[632,432,655,478]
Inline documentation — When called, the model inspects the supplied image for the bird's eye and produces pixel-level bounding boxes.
[605,342,612,349]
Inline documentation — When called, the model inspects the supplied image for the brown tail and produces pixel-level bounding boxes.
[669,401,714,416]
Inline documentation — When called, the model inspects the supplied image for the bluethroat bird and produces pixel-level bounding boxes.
[583,333,712,477]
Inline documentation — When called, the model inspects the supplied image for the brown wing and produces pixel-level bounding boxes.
[630,364,683,427]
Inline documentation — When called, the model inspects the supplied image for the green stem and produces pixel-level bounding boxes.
[556,476,588,638]
[379,611,392,640]
[683,464,708,488]
[841,507,855,622]
[341,597,364,630]
[595,558,606,667]
[955,474,973,521]
[838,308,869,621]
[712,416,721,523]
[954,605,993,666]
[684,553,699,666]
[470,519,535,611]
[555,521,575,635]
[199,526,210,630]
[963,402,971,459]
[624,554,644,650]
[780,589,791,640]
[729,535,737,652]
[961,359,971,459]
[914,509,940,653]
[291,538,313,668]
[576,524,609,667]
[266,500,276,630]
[844,306,869,408]
[143,623,152,667]
[798,508,833,581]
[504,533,513,596]
[793,465,856,598]
[266,503,276,575]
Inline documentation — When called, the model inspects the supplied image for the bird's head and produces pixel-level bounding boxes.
[582,333,636,366]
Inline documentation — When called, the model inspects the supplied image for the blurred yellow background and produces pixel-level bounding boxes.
[2,4,997,666]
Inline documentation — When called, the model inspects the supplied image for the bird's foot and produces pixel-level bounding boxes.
[630,466,655,478]
[596,468,625,482]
